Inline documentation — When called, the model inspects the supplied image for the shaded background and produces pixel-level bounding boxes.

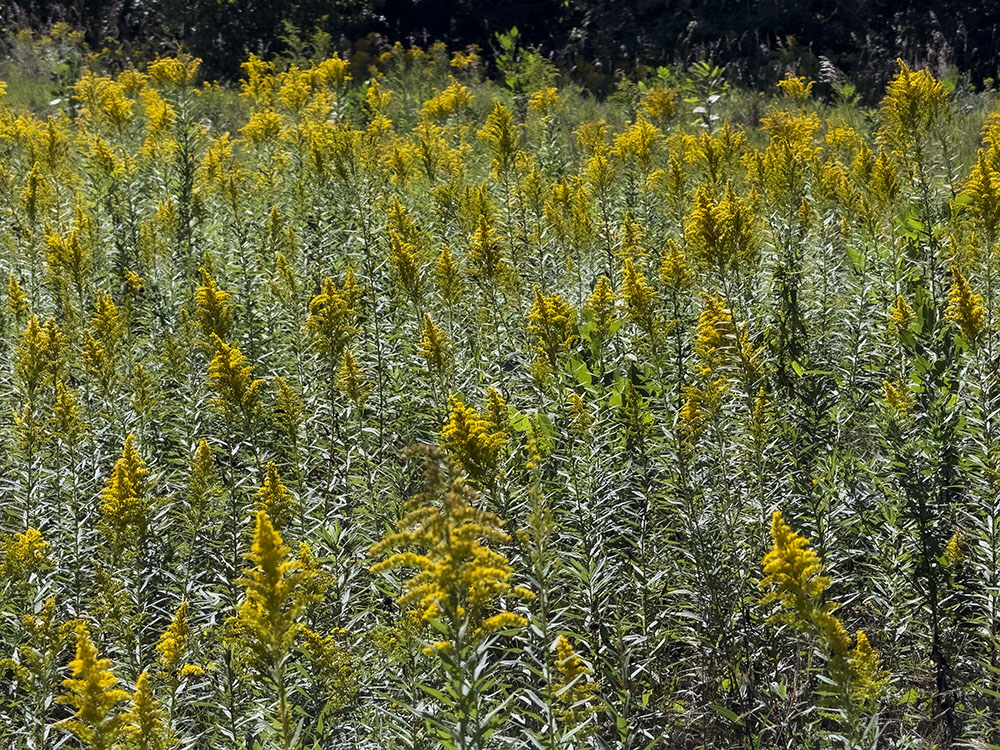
[3,0,998,95]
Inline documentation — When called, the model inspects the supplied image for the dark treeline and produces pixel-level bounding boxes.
[4,0,1000,96]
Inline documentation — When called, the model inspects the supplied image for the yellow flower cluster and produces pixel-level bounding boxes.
[879,60,948,149]
[231,509,316,667]
[527,286,577,375]
[155,600,201,683]
[369,447,530,630]
[0,527,51,583]
[620,257,658,343]
[776,74,814,102]
[99,434,151,554]
[684,182,757,277]
[207,336,265,422]
[419,313,453,377]
[945,265,986,346]
[307,274,358,362]
[195,267,233,343]
[255,462,298,531]
[553,634,600,730]
[441,397,507,484]
[694,293,764,383]
[421,77,473,121]
[56,623,130,748]
[761,511,887,711]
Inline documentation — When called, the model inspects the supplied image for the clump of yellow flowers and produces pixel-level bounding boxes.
[945,265,986,347]
[761,511,887,713]
[56,623,130,750]
[369,446,532,640]
[441,396,507,485]
[99,434,151,556]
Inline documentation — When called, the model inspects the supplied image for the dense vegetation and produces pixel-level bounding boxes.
[3,28,1000,749]
[4,0,1000,94]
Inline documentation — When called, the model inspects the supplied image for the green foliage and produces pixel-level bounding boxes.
[0,40,1000,750]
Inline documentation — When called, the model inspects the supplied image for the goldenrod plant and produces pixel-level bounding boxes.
[0,35,999,749]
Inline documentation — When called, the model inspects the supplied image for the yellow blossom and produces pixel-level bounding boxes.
[553,634,599,731]
[419,313,453,377]
[207,336,265,422]
[370,446,528,629]
[527,286,577,374]
[99,434,151,554]
[56,624,130,750]
[255,462,298,532]
[945,265,986,346]
[441,397,506,484]
[0,528,51,583]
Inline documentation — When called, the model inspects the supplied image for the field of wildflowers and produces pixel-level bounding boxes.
[2,28,1000,749]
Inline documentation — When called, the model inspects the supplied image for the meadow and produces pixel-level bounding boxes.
[1,28,1000,750]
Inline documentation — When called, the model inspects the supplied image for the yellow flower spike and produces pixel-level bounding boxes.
[56,623,130,749]
[966,151,1000,237]
[528,86,560,117]
[553,634,600,731]
[879,59,947,148]
[585,275,617,346]
[419,313,453,377]
[206,336,264,422]
[945,265,986,346]
[388,230,424,303]
[441,397,506,484]
[760,510,830,627]
[231,509,315,664]
[945,530,965,568]
[7,273,28,320]
[574,119,610,156]
[684,181,757,276]
[761,511,887,713]
[91,292,123,349]
[276,65,313,113]
[883,378,914,418]
[99,435,152,555]
[776,74,815,102]
[316,55,351,89]
[0,527,52,584]
[889,293,915,337]
[612,114,661,171]
[620,257,658,343]
[148,55,201,88]
[467,213,511,288]
[364,78,393,116]
[240,54,275,103]
[370,446,528,632]
[140,87,176,138]
[659,239,693,292]
[567,392,593,439]
[81,330,115,393]
[338,349,369,407]
[527,286,577,374]
[307,276,357,362]
[421,77,474,122]
[478,99,522,177]
[272,376,304,442]
[241,109,285,146]
[640,88,677,124]
[195,267,233,344]
[156,601,193,681]
[255,462,298,533]
[126,671,175,749]
[617,212,647,262]
[483,387,509,435]
[51,380,84,446]
[849,631,888,708]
